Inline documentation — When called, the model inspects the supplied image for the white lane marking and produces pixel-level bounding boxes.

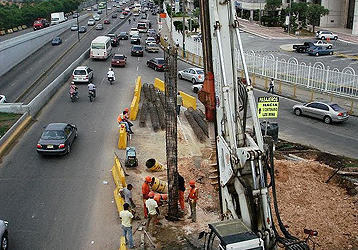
[39,59,43,63]
[11,79,19,86]
[64,39,68,42]
[118,48,120,51]
[136,66,139,71]
[137,57,140,61]
[331,58,348,62]
[49,52,52,55]
[101,76,106,85]
[349,61,358,65]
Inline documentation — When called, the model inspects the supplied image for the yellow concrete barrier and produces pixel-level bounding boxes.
[118,124,127,149]
[179,91,197,110]
[129,96,139,121]
[120,236,127,250]
[114,187,125,214]
[154,78,165,92]
[112,155,127,189]
[134,76,142,101]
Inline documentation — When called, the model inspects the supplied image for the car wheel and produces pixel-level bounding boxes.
[178,73,183,79]
[327,45,332,49]
[155,66,159,71]
[66,144,71,154]
[324,116,332,124]
[294,108,302,116]
[74,129,78,139]
[329,51,333,55]
[315,52,319,56]
[193,87,199,94]
[1,233,8,250]
[321,36,325,40]
[192,78,196,84]
[334,36,338,40]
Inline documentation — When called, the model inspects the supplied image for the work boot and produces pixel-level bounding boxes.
[187,215,192,219]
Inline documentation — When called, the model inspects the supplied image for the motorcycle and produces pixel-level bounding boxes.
[108,77,114,85]
[88,90,96,102]
[70,92,78,102]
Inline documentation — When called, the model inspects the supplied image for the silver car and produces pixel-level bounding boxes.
[178,67,204,84]
[292,101,349,124]
[0,220,8,250]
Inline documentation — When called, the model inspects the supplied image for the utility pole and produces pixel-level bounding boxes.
[76,6,80,41]
[288,0,291,34]
[106,0,108,16]
[182,0,186,57]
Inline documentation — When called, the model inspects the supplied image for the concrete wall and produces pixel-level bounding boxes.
[0,16,87,77]
[320,0,343,28]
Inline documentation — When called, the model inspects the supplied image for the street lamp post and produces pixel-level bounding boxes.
[76,6,80,41]
[182,0,186,57]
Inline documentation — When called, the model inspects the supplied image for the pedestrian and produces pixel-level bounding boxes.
[175,39,179,47]
[119,203,136,249]
[268,78,275,93]
[145,191,160,235]
[142,176,152,219]
[187,180,199,222]
[178,174,185,211]
[176,92,183,116]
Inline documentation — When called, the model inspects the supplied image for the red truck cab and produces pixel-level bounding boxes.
[33,18,49,30]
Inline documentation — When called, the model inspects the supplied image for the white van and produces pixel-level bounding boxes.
[90,36,112,59]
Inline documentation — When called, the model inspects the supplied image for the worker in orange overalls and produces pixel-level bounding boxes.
[117,111,133,134]
[142,176,152,219]
[153,193,168,226]
[187,180,199,222]
[178,174,185,211]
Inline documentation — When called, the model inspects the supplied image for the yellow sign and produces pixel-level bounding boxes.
[257,96,279,118]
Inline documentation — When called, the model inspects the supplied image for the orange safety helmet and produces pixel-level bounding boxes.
[145,176,152,183]
[189,180,195,186]
[148,191,155,198]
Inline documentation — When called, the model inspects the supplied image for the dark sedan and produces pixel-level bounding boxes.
[51,37,62,45]
[131,34,141,45]
[111,54,127,67]
[119,31,129,40]
[308,46,333,56]
[147,58,166,71]
[107,33,119,47]
[131,45,143,56]
[37,123,77,155]
[112,13,118,18]
[78,26,87,33]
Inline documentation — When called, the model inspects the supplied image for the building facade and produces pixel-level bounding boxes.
[236,0,358,34]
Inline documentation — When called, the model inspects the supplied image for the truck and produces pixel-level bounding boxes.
[293,41,333,53]
[132,7,140,16]
[33,18,49,30]
[51,12,65,25]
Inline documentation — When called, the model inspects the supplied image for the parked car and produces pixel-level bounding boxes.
[70,24,78,31]
[73,13,79,18]
[316,30,338,40]
[145,43,159,53]
[131,34,141,44]
[119,31,129,40]
[131,45,143,56]
[147,58,166,71]
[112,13,118,18]
[178,68,204,84]
[95,24,103,30]
[308,46,333,56]
[78,26,87,33]
[37,123,78,155]
[104,19,110,24]
[0,219,8,250]
[51,37,62,45]
[292,101,349,124]
[111,54,127,67]
[87,18,95,26]
[0,95,6,103]
[145,37,156,45]
[72,66,93,83]
[107,33,119,46]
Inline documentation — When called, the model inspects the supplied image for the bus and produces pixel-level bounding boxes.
[90,36,112,59]
[98,2,106,9]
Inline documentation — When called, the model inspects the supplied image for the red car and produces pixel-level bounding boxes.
[123,11,128,15]
[104,19,110,24]
[111,54,127,67]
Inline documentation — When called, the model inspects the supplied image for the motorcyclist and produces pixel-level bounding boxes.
[129,19,131,24]
[69,82,78,98]
[107,68,115,82]
[87,82,96,97]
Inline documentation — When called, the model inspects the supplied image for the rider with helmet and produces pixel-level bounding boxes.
[87,82,96,97]
[107,68,115,82]
[69,82,78,98]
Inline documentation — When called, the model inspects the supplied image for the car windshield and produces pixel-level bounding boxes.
[196,69,204,74]
[120,32,126,35]
[114,55,125,59]
[330,104,344,111]
[133,46,142,50]
[92,43,105,49]
[74,69,87,75]
[41,130,65,140]
[157,59,165,64]
[148,44,157,47]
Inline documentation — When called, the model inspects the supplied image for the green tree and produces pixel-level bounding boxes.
[265,0,281,12]
[265,0,281,26]
[306,3,329,32]
[291,2,308,28]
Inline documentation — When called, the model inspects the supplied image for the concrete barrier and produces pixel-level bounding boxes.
[154,78,165,92]
[120,237,127,250]
[179,91,197,110]
[129,96,139,121]
[0,103,29,114]
[134,76,142,101]
[111,155,127,215]
[118,124,127,149]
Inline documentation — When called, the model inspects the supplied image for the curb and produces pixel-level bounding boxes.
[0,113,32,158]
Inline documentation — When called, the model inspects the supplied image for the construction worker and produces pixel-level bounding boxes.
[120,184,140,220]
[187,180,199,222]
[178,174,185,211]
[176,92,183,115]
[117,111,134,134]
[145,191,159,236]
[142,176,152,219]
[119,203,135,249]
[154,193,168,226]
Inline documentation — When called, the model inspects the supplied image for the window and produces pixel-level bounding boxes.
[307,103,319,109]
[317,103,329,111]
[74,70,87,75]
[92,43,105,49]
[330,104,343,111]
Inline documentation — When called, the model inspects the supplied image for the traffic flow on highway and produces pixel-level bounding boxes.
[0,0,357,249]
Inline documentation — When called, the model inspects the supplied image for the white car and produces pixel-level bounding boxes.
[178,67,205,84]
[145,37,156,45]
[94,15,101,21]
[72,66,94,83]
[119,14,125,19]
[130,28,139,37]
[87,18,95,26]
[0,95,6,103]
[0,219,8,250]
[313,40,333,49]
[315,30,338,40]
